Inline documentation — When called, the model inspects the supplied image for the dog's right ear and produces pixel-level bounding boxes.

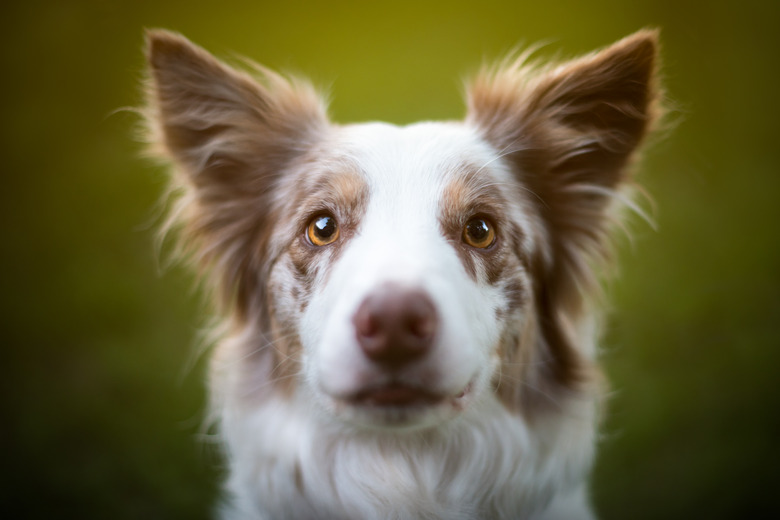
[144,30,329,314]
[146,29,328,192]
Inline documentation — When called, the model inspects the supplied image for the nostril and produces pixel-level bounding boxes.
[352,284,438,369]
[405,299,436,339]
[354,307,379,339]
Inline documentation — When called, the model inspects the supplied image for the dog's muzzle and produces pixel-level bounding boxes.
[349,283,440,407]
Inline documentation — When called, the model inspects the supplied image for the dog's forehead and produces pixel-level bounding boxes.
[334,121,500,198]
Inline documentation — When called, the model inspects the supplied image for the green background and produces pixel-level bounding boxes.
[2,0,778,518]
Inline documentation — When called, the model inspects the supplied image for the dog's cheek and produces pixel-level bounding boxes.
[476,248,535,392]
[282,241,354,393]
[494,271,529,322]
[261,253,319,394]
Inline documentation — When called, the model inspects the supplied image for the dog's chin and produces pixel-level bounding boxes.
[323,379,475,431]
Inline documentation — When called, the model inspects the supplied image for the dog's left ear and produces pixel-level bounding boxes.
[467,30,662,401]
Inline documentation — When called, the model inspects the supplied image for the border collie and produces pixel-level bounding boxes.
[143,28,661,519]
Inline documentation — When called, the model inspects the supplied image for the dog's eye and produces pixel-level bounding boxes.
[462,217,496,249]
[307,214,340,246]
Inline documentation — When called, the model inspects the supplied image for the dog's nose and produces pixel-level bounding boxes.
[353,284,437,369]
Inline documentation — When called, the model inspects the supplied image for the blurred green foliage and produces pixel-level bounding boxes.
[2,0,778,518]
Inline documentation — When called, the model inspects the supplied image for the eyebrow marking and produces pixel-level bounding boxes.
[438,163,517,284]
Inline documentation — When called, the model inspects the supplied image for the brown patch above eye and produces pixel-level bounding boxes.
[285,165,369,285]
[439,165,513,283]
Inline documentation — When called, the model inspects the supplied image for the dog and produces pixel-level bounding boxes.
[143,28,661,519]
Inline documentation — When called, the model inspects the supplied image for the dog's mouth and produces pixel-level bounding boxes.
[349,384,444,407]
[344,379,474,411]
[321,375,478,429]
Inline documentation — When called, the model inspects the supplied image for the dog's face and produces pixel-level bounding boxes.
[278,122,537,429]
[145,30,659,430]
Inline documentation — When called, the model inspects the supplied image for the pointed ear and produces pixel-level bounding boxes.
[144,30,329,314]
[146,29,328,189]
[468,30,662,402]
[468,29,660,210]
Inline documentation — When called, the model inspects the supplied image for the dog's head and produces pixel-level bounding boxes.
[145,30,660,430]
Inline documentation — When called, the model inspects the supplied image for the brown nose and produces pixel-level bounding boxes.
[353,284,438,369]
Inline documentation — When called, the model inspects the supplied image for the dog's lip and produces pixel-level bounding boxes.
[348,383,443,407]
[345,379,473,408]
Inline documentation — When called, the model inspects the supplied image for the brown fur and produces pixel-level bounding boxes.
[468,30,662,410]
[144,30,336,397]
[144,29,329,327]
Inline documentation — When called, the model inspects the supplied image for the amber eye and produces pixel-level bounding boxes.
[462,217,496,249]
[306,214,340,246]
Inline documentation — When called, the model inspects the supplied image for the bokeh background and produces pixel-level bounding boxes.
[2,0,778,518]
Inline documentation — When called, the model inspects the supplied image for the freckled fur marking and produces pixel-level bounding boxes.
[267,165,370,387]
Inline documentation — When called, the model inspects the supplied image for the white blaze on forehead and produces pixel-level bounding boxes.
[322,120,508,293]
[300,121,509,403]
[339,120,501,194]
[334,120,504,255]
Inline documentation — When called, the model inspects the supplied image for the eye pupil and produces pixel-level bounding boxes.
[467,220,489,241]
[462,217,495,249]
[314,216,335,238]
